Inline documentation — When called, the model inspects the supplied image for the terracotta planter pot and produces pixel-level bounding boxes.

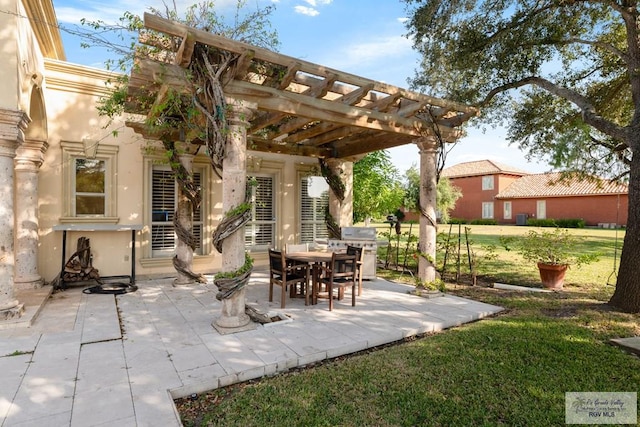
[537,262,568,290]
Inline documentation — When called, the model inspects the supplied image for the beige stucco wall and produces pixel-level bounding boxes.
[36,60,319,281]
[1,0,46,112]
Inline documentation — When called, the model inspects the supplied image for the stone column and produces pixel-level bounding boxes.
[213,100,255,332]
[416,137,439,284]
[326,159,353,228]
[0,110,29,320]
[173,152,196,286]
[14,139,47,289]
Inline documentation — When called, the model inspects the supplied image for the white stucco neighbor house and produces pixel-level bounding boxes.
[0,0,476,323]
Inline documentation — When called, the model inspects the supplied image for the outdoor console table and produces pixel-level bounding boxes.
[52,224,143,287]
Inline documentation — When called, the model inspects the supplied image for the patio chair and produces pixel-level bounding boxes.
[285,243,308,253]
[268,249,310,307]
[318,252,357,311]
[346,245,365,296]
[285,243,312,299]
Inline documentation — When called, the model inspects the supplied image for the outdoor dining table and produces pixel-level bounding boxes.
[285,251,334,305]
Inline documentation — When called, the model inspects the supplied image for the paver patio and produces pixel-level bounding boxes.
[0,271,503,426]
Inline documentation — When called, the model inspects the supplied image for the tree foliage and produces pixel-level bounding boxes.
[353,151,404,223]
[403,0,640,311]
[404,164,461,224]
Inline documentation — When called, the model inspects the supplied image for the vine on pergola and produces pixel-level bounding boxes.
[319,158,344,239]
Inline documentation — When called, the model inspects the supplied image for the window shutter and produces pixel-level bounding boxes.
[300,177,329,243]
[245,175,275,249]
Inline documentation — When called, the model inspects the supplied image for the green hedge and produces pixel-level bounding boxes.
[526,218,586,228]
[470,219,498,225]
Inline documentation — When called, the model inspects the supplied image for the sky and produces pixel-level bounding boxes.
[52,0,552,176]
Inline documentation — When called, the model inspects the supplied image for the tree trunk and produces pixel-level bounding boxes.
[610,152,640,312]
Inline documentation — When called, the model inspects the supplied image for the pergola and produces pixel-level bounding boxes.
[124,13,478,331]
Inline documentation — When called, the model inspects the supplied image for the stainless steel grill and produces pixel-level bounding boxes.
[328,227,380,279]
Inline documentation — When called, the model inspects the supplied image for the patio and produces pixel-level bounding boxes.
[0,273,502,426]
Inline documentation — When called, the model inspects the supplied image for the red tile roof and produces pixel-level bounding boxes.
[441,160,530,178]
[496,172,628,198]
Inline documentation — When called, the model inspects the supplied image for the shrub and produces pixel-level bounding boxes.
[449,218,468,224]
[470,219,498,225]
[526,218,586,228]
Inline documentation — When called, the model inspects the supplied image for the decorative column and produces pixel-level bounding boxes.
[416,137,439,284]
[325,159,353,229]
[14,139,47,289]
[0,110,29,320]
[213,100,255,332]
[173,151,196,286]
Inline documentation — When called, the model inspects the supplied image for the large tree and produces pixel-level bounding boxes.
[353,151,405,224]
[403,0,640,312]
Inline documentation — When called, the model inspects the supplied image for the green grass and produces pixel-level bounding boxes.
[176,225,639,427]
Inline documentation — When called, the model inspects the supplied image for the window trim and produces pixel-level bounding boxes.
[482,202,494,219]
[481,175,494,190]
[536,200,547,219]
[141,153,212,263]
[503,201,512,220]
[60,141,118,223]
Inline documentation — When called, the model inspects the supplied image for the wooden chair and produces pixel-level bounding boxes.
[285,243,308,253]
[346,245,365,296]
[268,249,310,307]
[284,243,311,299]
[318,252,357,310]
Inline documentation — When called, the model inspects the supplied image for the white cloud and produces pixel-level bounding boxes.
[304,0,332,5]
[294,6,320,16]
[322,35,413,71]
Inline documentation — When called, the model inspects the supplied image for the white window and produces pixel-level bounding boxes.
[482,202,494,219]
[300,176,329,243]
[537,200,547,219]
[151,166,204,258]
[245,175,275,250]
[482,175,494,190]
[61,141,118,222]
[503,201,512,220]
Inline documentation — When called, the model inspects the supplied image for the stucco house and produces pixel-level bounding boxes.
[442,160,628,226]
[1,0,476,323]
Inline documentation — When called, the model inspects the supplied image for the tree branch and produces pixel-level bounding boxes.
[480,76,629,143]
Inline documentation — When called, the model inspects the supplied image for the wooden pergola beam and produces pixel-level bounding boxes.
[142,13,478,115]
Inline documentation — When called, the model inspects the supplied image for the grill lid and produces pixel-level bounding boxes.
[340,227,377,241]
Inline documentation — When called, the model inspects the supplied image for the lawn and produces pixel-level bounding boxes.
[177,225,639,427]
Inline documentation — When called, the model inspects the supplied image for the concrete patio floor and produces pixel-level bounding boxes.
[0,271,503,427]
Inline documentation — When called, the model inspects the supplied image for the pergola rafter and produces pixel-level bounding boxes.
[124,13,478,160]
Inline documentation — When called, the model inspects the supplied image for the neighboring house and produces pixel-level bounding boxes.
[441,160,529,222]
[442,160,629,226]
[495,172,628,227]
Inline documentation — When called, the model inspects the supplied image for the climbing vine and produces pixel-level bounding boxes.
[319,158,345,202]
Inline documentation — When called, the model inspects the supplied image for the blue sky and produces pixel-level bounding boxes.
[52,0,551,175]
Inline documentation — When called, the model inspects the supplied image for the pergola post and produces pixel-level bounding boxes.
[416,137,439,285]
[14,139,47,289]
[326,159,353,229]
[213,100,255,332]
[0,109,29,320]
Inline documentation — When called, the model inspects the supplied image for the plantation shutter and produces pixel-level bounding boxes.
[151,168,204,257]
[151,169,175,255]
[300,177,328,243]
[245,175,275,250]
